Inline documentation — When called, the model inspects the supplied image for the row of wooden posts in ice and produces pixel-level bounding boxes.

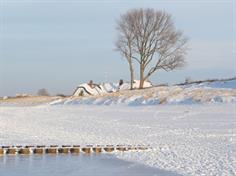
[0,145,149,155]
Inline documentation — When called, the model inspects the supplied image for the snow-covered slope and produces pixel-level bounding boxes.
[51,79,236,106]
[182,79,236,89]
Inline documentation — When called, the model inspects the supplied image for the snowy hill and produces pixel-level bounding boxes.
[51,78,236,106]
[180,78,236,89]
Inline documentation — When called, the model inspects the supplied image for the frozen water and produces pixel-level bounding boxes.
[0,154,180,176]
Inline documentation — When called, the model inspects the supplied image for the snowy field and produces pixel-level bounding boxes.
[0,79,235,175]
[0,104,235,176]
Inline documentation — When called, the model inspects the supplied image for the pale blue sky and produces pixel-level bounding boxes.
[0,0,235,96]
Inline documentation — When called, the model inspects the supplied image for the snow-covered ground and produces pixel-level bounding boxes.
[50,80,236,106]
[182,78,236,89]
[1,79,235,107]
[50,87,236,106]
[0,79,235,175]
[0,104,235,176]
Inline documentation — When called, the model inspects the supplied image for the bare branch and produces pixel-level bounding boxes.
[115,8,188,89]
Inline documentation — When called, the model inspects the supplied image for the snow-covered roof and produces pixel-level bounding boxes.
[73,80,152,96]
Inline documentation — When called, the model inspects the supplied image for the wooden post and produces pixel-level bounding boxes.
[70,147,80,154]
[33,148,44,154]
[18,148,30,155]
[92,147,102,153]
[6,148,16,155]
[104,147,114,152]
[0,148,4,155]
[58,148,69,154]
[82,147,91,154]
[116,147,127,151]
[45,148,57,154]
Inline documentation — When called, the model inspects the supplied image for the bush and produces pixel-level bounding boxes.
[37,89,49,96]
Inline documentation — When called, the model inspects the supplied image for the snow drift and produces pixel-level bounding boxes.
[51,79,236,106]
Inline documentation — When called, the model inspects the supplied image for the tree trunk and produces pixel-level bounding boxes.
[129,62,134,90]
[139,64,145,89]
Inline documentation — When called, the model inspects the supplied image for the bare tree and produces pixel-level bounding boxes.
[116,8,188,89]
[116,14,136,89]
[37,88,49,96]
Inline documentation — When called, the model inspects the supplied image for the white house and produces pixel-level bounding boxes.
[73,80,152,97]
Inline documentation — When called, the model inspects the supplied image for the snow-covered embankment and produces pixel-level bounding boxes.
[51,79,236,106]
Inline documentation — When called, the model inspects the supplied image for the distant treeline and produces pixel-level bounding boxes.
[176,77,236,86]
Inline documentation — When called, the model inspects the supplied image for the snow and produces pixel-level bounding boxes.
[73,80,152,96]
[204,79,236,89]
[120,80,152,90]
[49,79,236,106]
[50,86,236,106]
[0,104,236,176]
[102,83,118,92]
[73,83,105,96]
[183,79,236,89]
[0,79,235,175]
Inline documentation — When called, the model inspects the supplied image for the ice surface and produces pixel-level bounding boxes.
[0,154,180,176]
